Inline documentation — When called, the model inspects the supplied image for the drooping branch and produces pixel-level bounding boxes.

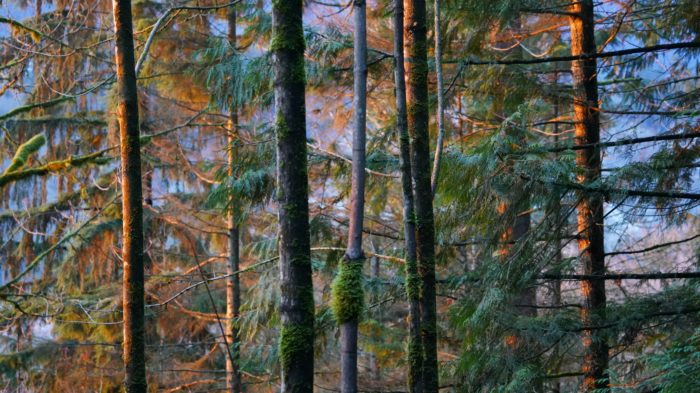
[539,272,700,280]
[452,41,700,66]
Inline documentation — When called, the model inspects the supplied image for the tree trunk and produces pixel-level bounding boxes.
[226,6,242,393]
[112,1,147,392]
[340,0,367,392]
[394,1,423,392]
[551,74,563,393]
[404,0,438,392]
[430,0,445,196]
[271,1,314,392]
[568,1,609,390]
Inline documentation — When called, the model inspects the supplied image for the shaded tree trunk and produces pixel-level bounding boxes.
[271,1,314,392]
[568,1,609,390]
[340,0,367,392]
[404,0,438,392]
[551,75,563,393]
[394,1,423,391]
[112,1,146,392]
[226,6,242,393]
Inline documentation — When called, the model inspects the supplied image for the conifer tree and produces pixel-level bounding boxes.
[226,4,242,392]
[271,0,315,392]
[394,0,423,391]
[567,0,608,390]
[404,0,438,391]
[334,0,368,391]
[112,0,147,392]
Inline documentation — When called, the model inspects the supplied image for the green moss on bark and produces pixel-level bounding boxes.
[331,261,364,324]
[3,133,45,174]
[280,324,314,370]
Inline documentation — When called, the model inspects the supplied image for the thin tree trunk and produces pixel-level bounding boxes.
[272,1,314,392]
[112,1,146,392]
[226,6,242,393]
[404,0,438,392]
[430,0,445,196]
[551,73,562,393]
[340,1,368,392]
[394,1,423,391]
[568,1,608,390]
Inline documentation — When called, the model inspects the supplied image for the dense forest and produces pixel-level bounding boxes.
[0,0,699,392]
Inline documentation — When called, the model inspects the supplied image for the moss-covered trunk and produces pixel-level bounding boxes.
[112,0,146,392]
[394,0,423,391]
[568,0,609,390]
[272,0,315,392]
[337,0,368,392]
[404,0,438,391]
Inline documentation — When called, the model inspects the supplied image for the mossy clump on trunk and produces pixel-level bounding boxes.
[331,260,364,324]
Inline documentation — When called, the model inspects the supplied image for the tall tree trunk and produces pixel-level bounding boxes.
[226,6,242,393]
[112,1,146,392]
[339,1,367,392]
[272,1,314,392]
[551,75,563,393]
[430,0,445,196]
[568,1,608,390]
[404,0,438,392]
[394,1,423,391]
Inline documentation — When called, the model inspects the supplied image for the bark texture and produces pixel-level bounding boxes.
[339,0,368,392]
[272,0,315,392]
[394,1,423,391]
[430,0,445,196]
[112,0,146,392]
[404,0,438,392]
[226,6,242,392]
[568,1,609,390]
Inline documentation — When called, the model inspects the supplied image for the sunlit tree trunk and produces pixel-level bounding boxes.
[272,1,314,392]
[226,6,242,393]
[404,0,438,392]
[568,1,609,390]
[394,1,423,391]
[430,0,445,196]
[339,0,367,392]
[112,1,146,392]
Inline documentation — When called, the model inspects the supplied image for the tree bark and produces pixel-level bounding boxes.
[112,1,147,392]
[404,0,438,392]
[340,1,368,392]
[430,0,445,196]
[226,6,242,393]
[568,1,609,390]
[272,1,314,392]
[393,1,423,391]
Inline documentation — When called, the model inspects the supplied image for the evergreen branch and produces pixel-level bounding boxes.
[452,41,700,66]
[532,131,700,154]
[0,77,113,122]
[605,233,700,257]
[521,174,700,200]
[539,272,700,280]
[135,0,243,76]
[308,143,397,178]
[0,195,120,291]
